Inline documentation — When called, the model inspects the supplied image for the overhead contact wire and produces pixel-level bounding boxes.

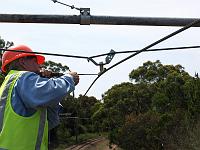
[83,19,200,96]
[1,46,200,76]
[90,45,200,58]
[1,45,200,77]
[1,46,200,61]
[0,49,88,59]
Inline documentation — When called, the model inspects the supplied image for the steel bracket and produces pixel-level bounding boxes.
[80,8,90,25]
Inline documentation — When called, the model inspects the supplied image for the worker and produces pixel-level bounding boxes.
[0,45,79,150]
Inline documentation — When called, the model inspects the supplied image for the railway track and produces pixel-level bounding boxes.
[65,137,105,150]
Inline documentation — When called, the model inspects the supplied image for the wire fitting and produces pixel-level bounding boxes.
[80,8,91,25]
[51,0,91,25]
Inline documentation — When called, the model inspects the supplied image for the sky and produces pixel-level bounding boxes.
[0,0,200,99]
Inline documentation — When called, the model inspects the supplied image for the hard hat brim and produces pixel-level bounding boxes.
[1,54,45,72]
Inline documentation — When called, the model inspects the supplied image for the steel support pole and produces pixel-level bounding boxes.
[0,14,200,27]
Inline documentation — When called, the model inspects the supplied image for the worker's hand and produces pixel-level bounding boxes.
[68,71,79,86]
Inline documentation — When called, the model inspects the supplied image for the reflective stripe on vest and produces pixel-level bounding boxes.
[0,71,48,150]
[36,109,46,150]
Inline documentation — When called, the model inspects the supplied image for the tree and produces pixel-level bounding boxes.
[43,60,69,73]
[183,77,200,118]
[103,82,136,127]
[129,60,190,84]
[58,95,99,136]
[77,95,98,118]
[97,60,200,149]
[117,111,161,150]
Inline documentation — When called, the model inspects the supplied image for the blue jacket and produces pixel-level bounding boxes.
[10,71,75,129]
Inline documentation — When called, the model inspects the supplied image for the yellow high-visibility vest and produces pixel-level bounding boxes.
[0,70,48,150]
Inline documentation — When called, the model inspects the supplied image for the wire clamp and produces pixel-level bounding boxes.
[98,62,106,76]
[80,8,91,25]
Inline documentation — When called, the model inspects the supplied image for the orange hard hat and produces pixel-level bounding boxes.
[1,45,45,72]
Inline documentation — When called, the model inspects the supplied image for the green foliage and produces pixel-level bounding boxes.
[117,111,161,150]
[93,81,157,138]
[152,92,170,113]
[93,60,200,149]
[78,95,99,118]
[43,60,69,73]
[57,123,72,142]
[57,95,99,140]
[117,109,197,150]
[129,60,190,84]
[101,82,136,130]
[103,82,136,113]
[183,78,200,117]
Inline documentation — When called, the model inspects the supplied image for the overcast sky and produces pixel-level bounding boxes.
[0,0,200,99]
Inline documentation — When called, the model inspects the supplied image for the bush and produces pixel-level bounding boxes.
[116,111,162,150]
[114,109,200,150]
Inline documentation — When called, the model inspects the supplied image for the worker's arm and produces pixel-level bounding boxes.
[16,72,75,108]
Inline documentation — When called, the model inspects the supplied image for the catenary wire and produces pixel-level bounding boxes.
[0,49,88,59]
[1,45,200,76]
[83,19,200,96]
[1,45,200,63]
[90,45,200,59]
